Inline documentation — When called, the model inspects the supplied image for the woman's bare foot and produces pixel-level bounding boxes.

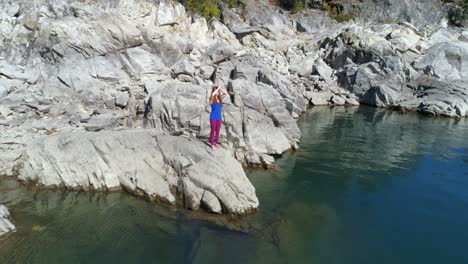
[211,145,217,151]
[215,144,221,149]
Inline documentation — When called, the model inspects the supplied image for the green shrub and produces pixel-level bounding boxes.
[222,0,240,8]
[381,17,400,24]
[180,0,242,19]
[442,0,468,26]
[330,13,354,22]
[279,0,307,11]
[202,1,221,18]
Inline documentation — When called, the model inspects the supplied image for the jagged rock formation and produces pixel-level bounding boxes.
[317,25,468,117]
[342,0,447,27]
[0,205,15,236]
[19,130,259,214]
[0,0,467,214]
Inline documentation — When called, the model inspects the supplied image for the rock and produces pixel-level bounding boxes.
[403,76,468,117]
[296,11,337,33]
[209,45,237,64]
[0,84,7,98]
[242,0,293,35]
[115,92,130,108]
[429,28,460,45]
[341,0,445,28]
[231,26,263,39]
[104,97,116,109]
[0,205,15,236]
[177,74,193,82]
[313,58,334,82]
[211,20,239,45]
[232,62,259,82]
[183,178,204,210]
[290,54,316,77]
[387,27,421,52]
[154,1,187,26]
[259,154,275,168]
[172,59,195,77]
[19,130,259,214]
[201,190,222,214]
[84,113,118,132]
[331,95,346,105]
[345,94,360,106]
[199,65,215,80]
[414,42,468,81]
[243,108,291,155]
[5,2,20,17]
[31,119,69,131]
[0,105,13,117]
[306,91,332,106]
[230,79,301,144]
[144,80,206,133]
[257,69,307,115]
[460,31,468,43]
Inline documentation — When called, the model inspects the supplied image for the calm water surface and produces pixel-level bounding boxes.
[1,107,468,263]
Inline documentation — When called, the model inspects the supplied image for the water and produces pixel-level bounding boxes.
[1,107,468,263]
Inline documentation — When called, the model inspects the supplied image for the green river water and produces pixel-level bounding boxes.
[1,106,468,263]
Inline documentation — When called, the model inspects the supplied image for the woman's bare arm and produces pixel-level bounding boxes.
[211,87,220,97]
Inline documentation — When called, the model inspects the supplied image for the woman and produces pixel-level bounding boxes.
[209,80,228,151]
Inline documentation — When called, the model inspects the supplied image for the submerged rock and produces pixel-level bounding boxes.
[19,130,259,215]
[0,205,15,236]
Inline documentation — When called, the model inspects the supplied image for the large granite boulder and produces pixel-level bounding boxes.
[19,130,259,214]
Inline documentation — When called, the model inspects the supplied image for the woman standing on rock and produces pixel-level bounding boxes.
[209,80,227,151]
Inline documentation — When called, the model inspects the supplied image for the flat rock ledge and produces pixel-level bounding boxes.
[17,130,259,215]
[0,205,15,236]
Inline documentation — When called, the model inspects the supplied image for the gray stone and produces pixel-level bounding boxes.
[201,190,222,214]
[0,84,7,98]
[243,108,291,155]
[231,26,263,39]
[199,65,215,79]
[306,91,332,106]
[115,92,130,108]
[183,178,204,210]
[172,59,195,77]
[177,74,193,82]
[84,113,118,132]
[313,58,334,82]
[414,42,468,81]
[232,62,259,82]
[331,95,346,105]
[144,80,206,133]
[0,205,15,236]
[18,130,259,214]
[0,105,13,117]
[296,11,337,33]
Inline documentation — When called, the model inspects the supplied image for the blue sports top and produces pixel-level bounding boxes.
[210,103,223,120]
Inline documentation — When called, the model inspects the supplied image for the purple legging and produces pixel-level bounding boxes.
[210,120,222,146]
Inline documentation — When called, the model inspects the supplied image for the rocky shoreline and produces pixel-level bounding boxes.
[0,0,467,215]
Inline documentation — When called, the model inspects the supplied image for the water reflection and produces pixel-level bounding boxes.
[1,107,468,263]
[294,107,468,192]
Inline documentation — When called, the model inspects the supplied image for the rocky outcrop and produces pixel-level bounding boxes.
[0,0,467,217]
[314,24,468,117]
[18,130,259,214]
[0,205,15,236]
[341,0,446,28]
